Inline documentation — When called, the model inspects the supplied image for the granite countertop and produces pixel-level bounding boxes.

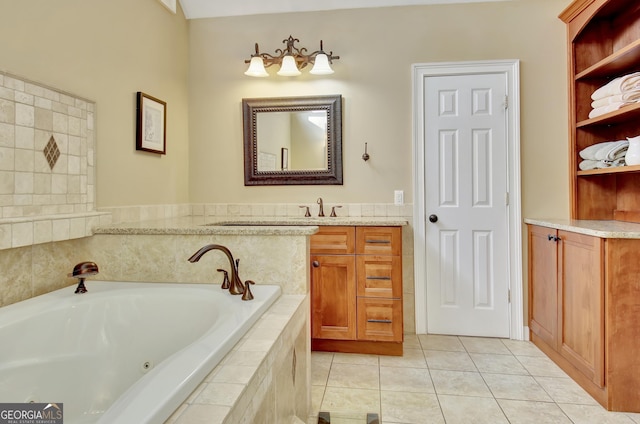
[94,216,409,236]
[524,218,640,239]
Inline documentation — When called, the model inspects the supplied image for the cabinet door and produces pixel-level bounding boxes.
[558,230,604,388]
[311,255,356,340]
[528,225,559,349]
[356,255,402,298]
[356,297,403,342]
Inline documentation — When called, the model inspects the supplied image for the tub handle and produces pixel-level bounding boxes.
[217,268,230,289]
[242,280,255,301]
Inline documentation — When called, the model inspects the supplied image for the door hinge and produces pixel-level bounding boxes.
[504,95,509,110]
[505,192,509,206]
[508,289,511,303]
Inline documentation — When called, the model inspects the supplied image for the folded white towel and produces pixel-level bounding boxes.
[588,102,633,119]
[592,72,640,100]
[580,140,628,160]
[579,158,625,171]
[591,90,640,108]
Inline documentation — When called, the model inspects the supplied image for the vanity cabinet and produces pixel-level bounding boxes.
[528,224,640,411]
[311,226,403,355]
[559,0,640,223]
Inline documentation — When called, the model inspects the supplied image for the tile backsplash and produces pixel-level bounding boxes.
[0,71,104,249]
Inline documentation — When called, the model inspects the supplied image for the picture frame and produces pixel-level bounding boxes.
[136,92,166,154]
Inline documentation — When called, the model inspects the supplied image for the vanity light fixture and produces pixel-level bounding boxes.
[244,35,340,77]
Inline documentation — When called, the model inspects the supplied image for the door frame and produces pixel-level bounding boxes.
[412,60,524,340]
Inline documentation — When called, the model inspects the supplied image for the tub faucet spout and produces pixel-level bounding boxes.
[188,244,245,295]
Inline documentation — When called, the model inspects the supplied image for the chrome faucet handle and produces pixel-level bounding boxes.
[299,205,311,217]
[330,205,342,217]
[216,268,230,289]
[242,280,255,301]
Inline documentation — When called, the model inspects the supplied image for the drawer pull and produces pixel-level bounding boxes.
[367,319,392,323]
[365,239,391,244]
[366,276,391,280]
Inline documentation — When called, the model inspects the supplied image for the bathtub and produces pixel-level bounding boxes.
[0,281,281,424]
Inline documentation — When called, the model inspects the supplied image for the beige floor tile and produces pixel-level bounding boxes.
[311,351,334,366]
[379,366,435,393]
[626,412,640,423]
[321,387,380,416]
[403,333,422,349]
[459,336,512,354]
[534,376,600,405]
[424,349,477,371]
[327,362,380,389]
[558,403,637,424]
[332,352,379,366]
[310,385,325,417]
[381,391,444,423]
[439,394,509,424]
[502,339,546,357]
[418,334,465,351]
[470,352,529,375]
[517,354,568,377]
[379,348,427,368]
[483,373,553,402]
[430,369,492,397]
[312,355,332,386]
[498,399,572,423]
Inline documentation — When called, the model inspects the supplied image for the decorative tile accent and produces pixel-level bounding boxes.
[43,136,60,170]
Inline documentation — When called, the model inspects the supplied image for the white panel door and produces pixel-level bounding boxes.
[424,73,510,337]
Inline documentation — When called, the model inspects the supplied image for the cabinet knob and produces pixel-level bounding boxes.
[428,214,438,223]
[312,260,320,268]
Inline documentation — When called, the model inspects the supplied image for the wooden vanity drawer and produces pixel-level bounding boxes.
[356,255,402,298]
[310,226,355,255]
[356,297,403,342]
[356,227,401,256]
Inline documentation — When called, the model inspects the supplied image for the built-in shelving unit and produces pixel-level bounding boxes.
[561,0,640,223]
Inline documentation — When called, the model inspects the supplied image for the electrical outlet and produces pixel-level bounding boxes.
[394,190,404,206]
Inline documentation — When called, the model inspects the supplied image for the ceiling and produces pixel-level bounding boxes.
[178,0,508,19]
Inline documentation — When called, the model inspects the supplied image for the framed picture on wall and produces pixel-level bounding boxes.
[136,92,166,154]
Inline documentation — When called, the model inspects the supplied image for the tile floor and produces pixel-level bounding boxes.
[309,334,640,424]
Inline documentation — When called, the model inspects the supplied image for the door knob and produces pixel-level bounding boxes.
[428,214,438,223]
[312,260,320,267]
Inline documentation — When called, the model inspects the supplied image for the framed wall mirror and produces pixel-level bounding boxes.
[242,95,343,185]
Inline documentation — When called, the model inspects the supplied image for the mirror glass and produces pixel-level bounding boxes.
[243,95,342,185]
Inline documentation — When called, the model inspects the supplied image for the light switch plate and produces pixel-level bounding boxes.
[394,190,404,206]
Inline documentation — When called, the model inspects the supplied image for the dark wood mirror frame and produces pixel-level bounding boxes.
[242,94,343,186]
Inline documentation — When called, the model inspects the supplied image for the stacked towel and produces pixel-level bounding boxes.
[578,140,628,170]
[589,72,640,119]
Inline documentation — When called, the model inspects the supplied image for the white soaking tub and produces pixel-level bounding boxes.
[0,281,281,424]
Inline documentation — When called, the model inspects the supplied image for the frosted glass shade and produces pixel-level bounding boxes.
[244,56,269,77]
[277,55,301,76]
[310,53,334,75]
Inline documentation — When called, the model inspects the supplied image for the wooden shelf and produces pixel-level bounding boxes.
[576,39,640,80]
[577,164,640,176]
[576,102,640,127]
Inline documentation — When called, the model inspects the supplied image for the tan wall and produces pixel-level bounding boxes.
[188,0,571,220]
[0,0,190,208]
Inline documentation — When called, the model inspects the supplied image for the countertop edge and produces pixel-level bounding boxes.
[524,218,640,239]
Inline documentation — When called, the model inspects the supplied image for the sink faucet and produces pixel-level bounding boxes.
[317,197,325,217]
[188,244,245,295]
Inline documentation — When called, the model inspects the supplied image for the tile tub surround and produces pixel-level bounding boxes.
[0,71,99,247]
[166,294,310,424]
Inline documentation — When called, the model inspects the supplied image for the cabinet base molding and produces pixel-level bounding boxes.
[531,333,611,409]
[312,338,403,356]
